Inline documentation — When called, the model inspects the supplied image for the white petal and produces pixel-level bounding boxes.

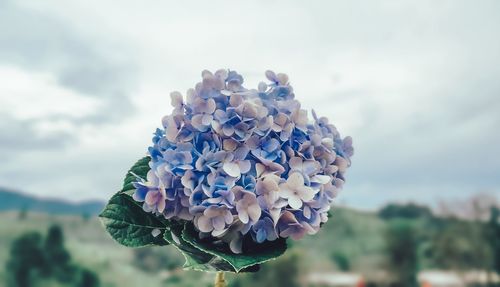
[299,186,315,202]
[270,208,281,225]
[265,70,277,82]
[294,109,308,127]
[204,206,220,217]
[289,157,302,171]
[230,237,243,254]
[263,175,280,191]
[256,163,265,178]
[211,120,222,134]
[181,171,195,190]
[146,170,159,185]
[224,210,234,224]
[202,114,213,126]
[278,185,293,198]
[170,91,183,107]
[238,160,251,174]
[247,204,262,222]
[229,94,243,107]
[303,160,320,175]
[280,227,293,238]
[322,138,334,149]
[335,157,349,173]
[212,217,225,230]
[223,139,238,151]
[234,146,250,160]
[238,210,249,224]
[334,178,345,188]
[197,216,213,233]
[303,206,311,219]
[151,228,161,237]
[288,196,303,209]
[206,98,216,114]
[278,210,298,225]
[212,228,228,237]
[171,231,181,245]
[258,81,267,92]
[222,125,234,136]
[145,191,158,206]
[223,162,241,177]
[221,89,232,96]
[277,73,288,85]
[312,174,331,184]
[288,172,304,187]
[157,199,166,213]
[191,114,205,130]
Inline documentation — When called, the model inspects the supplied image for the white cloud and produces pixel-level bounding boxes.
[1,0,499,206]
[0,66,99,120]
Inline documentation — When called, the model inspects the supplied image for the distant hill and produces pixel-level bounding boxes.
[0,188,105,215]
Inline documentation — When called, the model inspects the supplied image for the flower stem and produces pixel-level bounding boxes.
[214,271,227,287]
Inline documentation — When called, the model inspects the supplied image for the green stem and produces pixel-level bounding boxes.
[214,271,227,287]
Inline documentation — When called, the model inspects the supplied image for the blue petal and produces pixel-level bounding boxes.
[132,184,149,201]
[256,229,267,243]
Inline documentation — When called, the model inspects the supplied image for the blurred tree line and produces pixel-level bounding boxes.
[132,246,184,273]
[230,251,304,287]
[132,199,500,287]
[380,201,500,287]
[5,197,498,287]
[5,225,99,287]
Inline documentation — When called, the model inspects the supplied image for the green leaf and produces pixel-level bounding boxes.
[164,223,261,273]
[103,155,286,272]
[121,156,151,195]
[163,223,220,272]
[182,223,287,272]
[99,192,169,247]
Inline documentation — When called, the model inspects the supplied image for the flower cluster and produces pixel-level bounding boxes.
[133,70,353,253]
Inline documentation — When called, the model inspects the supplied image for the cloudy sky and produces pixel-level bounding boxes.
[1,0,499,209]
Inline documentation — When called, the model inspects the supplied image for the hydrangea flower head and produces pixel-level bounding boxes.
[133,69,353,253]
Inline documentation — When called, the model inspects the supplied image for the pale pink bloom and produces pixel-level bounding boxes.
[279,172,316,209]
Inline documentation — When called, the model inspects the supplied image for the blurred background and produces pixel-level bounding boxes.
[1,0,499,286]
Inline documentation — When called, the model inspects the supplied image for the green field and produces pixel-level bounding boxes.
[0,207,387,287]
[2,205,496,287]
[0,211,216,287]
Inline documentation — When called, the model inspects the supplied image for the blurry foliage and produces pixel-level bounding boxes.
[77,269,100,287]
[379,203,433,220]
[489,207,500,275]
[132,246,184,272]
[429,218,492,271]
[230,251,304,287]
[44,225,72,278]
[81,212,91,222]
[294,207,387,275]
[331,251,351,271]
[385,220,419,287]
[379,200,500,286]
[6,232,45,287]
[5,225,100,287]
[18,206,28,220]
[1,197,499,287]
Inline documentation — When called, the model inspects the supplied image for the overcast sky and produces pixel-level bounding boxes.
[1,0,499,209]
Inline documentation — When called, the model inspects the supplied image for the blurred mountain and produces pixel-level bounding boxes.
[0,187,105,215]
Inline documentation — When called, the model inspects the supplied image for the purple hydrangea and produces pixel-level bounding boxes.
[133,69,353,253]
